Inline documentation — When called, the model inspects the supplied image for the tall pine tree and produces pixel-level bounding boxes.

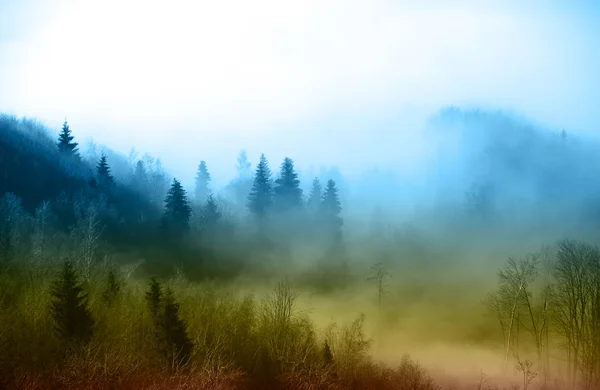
[273,157,303,212]
[144,280,193,368]
[96,153,115,187]
[57,119,79,157]
[162,178,192,235]
[247,154,273,220]
[159,288,194,368]
[50,260,94,344]
[194,161,211,205]
[307,177,322,213]
[320,179,343,245]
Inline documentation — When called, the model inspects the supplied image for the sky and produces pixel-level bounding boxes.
[1,0,599,188]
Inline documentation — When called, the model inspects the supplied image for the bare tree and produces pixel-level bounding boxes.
[70,202,103,282]
[367,261,391,309]
[554,240,600,389]
[516,359,538,390]
[488,255,539,371]
[28,200,58,282]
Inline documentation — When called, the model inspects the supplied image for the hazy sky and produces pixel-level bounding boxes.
[1,0,599,187]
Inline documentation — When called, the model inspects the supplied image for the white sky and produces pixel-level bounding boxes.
[1,0,599,187]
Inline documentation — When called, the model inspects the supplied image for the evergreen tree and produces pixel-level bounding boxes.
[145,280,193,368]
[162,178,192,235]
[131,160,149,193]
[194,160,211,205]
[236,149,252,179]
[320,179,343,244]
[202,194,221,228]
[96,153,115,187]
[247,154,273,220]
[145,277,163,321]
[273,157,303,212]
[50,260,94,344]
[57,119,79,157]
[158,288,194,367]
[102,269,121,307]
[307,177,322,213]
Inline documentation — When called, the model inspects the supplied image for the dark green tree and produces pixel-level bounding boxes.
[57,120,79,157]
[162,178,192,235]
[307,177,322,213]
[102,269,121,307]
[145,279,193,368]
[158,288,194,368]
[145,277,163,321]
[194,160,211,205]
[50,260,94,344]
[247,154,273,220]
[273,157,303,212]
[320,179,343,245]
[96,153,115,187]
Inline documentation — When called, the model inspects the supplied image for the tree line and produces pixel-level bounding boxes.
[1,116,348,281]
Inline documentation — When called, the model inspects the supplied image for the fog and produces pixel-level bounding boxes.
[2,0,600,188]
[2,1,600,388]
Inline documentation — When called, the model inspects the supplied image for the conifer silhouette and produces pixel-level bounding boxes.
[159,288,194,368]
[162,178,192,236]
[96,153,115,187]
[247,153,273,220]
[203,194,221,228]
[145,277,163,322]
[236,149,252,178]
[307,177,322,213]
[57,120,79,157]
[320,179,343,244]
[145,279,193,368]
[50,260,94,344]
[273,157,303,212]
[194,160,211,205]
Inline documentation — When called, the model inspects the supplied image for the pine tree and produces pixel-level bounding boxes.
[57,120,79,157]
[320,179,343,244]
[159,288,194,367]
[102,269,121,307]
[273,157,303,212]
[307,177,322,213]
[145,277,163,322]
[96,153,115,187]
[236,149,252,178]
[145,280,193,368]
[131,160,149,193]
[194,160,211,205]
[162,178,192,235]
[202,194,221,228]
[247,154,273,220]
[50,260,94,344]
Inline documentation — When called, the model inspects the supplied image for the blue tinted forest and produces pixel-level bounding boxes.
[2,110,600,389]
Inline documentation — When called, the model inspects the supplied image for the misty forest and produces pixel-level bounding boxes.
[2,108,600,390]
